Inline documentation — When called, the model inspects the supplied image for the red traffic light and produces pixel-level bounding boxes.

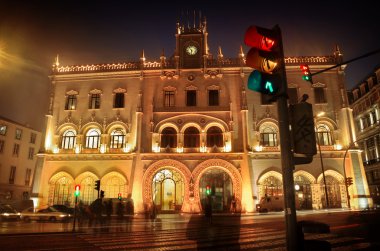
[300,64,312,82]
[244,26,276,51]
[244,25,283,98]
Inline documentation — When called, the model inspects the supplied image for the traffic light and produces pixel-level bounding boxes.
[244,25,283,97]
[211,184,216,196]
[345,177,353,186]
[206,185,211,195]
[300,64,313,83]
[74,185,80,197]
[290,102,317,165]
[95,180,100,191]
[100,190,105,198]
[118,193,122,201]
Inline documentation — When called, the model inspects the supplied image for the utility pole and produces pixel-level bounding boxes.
[244,24,299,250]
[275,26,299,251]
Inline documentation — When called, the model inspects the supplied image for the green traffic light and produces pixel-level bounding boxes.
[302,75,311,81]
[206,185,211,195]
[265,81,274,93]
[74,191,80,197]
[248,70,280,94]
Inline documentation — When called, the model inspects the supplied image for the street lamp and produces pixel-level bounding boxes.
[315,112,329,209]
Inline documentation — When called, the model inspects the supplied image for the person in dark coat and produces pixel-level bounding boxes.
[204,195,213,224]
[116,201,124,221]
[105,199,113,223]
[125,193,134,223]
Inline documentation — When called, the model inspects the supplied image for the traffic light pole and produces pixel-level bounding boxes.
[72,196,78,232]
[310,47,380,77]
[275,25,299,251]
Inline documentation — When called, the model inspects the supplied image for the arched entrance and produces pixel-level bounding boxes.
[48,172,74,206]
[199,169,233,212]
[294,175,312,210]
[142,159,191,213]
[152,169,184,212]
[192,159,242,213]
[320,175,342,208]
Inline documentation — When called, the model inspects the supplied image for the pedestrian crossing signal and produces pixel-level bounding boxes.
[244,25,284,103]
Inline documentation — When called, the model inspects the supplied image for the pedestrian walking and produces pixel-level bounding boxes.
[230,194,237,213]
[105,199,113,223]
[125,194,134,221]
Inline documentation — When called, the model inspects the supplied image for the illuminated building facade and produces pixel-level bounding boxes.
[33,20,372,212]
[348,66,380,207]
[0,116,42,203]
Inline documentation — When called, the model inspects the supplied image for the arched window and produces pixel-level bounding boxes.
[316,124,332,146]
[61,129,76,149]
[160,127,177,148]
[80,176,97,205]
[260,126,277,146]
[104,176,125,198]
[184,127,199,148]
[206,126,223,147]
[110,129,125,148]
[86,128,101,149]
[262,176,282,196]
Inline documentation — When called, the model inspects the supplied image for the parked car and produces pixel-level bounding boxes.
[21,206,72,222]
[51,204,75,215]
[0,204,21,221]
[256,195,300,213]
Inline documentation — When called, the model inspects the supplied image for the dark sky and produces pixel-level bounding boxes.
[1,1,379,132]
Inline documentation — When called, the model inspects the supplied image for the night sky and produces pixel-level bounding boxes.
[1,1,379,132]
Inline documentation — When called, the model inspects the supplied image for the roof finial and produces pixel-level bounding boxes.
[199,11,202,29]
[187,10,190,29]
[140,49,146,61]
[218,46,223,59]
[334,44,342,56]
[239,45,244,58]
[202,16,207,33]
[193,10,196,28]
[54,54,59,67]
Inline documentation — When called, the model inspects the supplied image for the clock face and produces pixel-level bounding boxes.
[186,45,198,56]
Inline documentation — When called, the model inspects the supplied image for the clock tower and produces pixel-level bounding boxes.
[175,17,209,69]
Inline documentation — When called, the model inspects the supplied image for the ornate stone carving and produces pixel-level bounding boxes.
[160,71,178,80]
[113,87,126,93]
[66,90,79,95]
[204,70,222,79]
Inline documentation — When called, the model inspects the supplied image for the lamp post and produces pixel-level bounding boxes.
[315,112,329,209]
[343,146,352,209]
